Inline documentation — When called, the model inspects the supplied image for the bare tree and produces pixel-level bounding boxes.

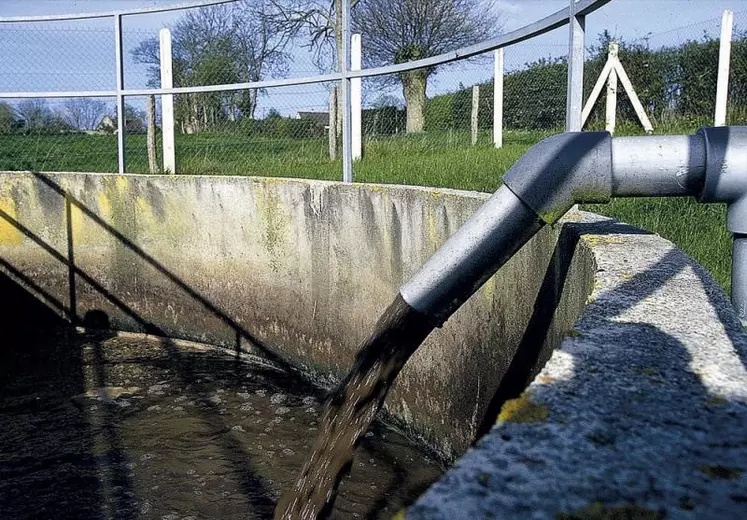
[353,0,499,132]
[271,0,359,72]
[15,99,52,130]
[269,0,361,134]
[132,0,292,133]
[63,98,107,131]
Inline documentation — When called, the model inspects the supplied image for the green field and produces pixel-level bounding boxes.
[0,129,731,290]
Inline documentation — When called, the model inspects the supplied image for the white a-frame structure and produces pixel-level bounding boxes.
[581,41,654,134]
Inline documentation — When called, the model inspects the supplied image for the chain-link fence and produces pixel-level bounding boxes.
[0,1,744,184]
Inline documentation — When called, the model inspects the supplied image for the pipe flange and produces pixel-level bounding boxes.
[698,126,747,234]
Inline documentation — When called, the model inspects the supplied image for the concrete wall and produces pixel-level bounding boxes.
[0,172,593,459]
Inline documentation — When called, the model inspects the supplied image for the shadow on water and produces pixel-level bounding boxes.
[3,151,744,518]
[0,171,277,513]
[0,271,108,518]
[0,173,288,514]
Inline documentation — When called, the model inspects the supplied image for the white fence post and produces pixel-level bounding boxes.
[340,0,353,182]
[471,85,479,146]
[493,48,503,148]
[114,14,126,174]
[159,28,176,174]
[351,33,362,160]
[565,0,585,132]
[715,9,733,127]
[605,41,618,134]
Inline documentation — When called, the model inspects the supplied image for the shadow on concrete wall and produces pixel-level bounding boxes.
[0,174,297,516]
[411,220,747,516]
[0,172,292,371]
[474,219,653,439]
[2,165,746,516]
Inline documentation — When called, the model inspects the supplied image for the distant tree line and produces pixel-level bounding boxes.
[0,98,149,135]
[420,30,747,132]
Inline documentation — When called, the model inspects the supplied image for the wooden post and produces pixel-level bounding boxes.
[159,28,176,174]
[329,86,338,160]
[351,33,362,160]
[493,48,503,148]
[471,85,479,146]
[582,47,653,134]
[715,10,733,126]
[605,42,618,134]
[146,95,158,173]
[581,59,614,126]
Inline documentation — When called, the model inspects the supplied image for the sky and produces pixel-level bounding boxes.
[0,0,744,118]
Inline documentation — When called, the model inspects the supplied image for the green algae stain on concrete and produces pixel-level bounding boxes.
[0,195,23,245]
[392,509,407,520]
[497,393,549,424]
[557,502,664,520]
[427,206,439,254]
[255,185,290,272]
[705,395,729,406]
[566,328,584,338]
[482,276,496,306]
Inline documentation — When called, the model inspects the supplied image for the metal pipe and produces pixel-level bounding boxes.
[400,127,747,328]
[0,0,238,22]
[733,234,747,327]
[400,186,544,324]
[611,135,706,197]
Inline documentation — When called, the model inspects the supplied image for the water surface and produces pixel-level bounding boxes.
[0,326,442,519]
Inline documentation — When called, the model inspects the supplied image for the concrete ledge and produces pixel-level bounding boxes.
[409,212,747,519]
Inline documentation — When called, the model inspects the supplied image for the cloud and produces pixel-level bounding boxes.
[494,0,524,15]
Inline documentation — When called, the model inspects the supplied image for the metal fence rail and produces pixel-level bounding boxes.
[0,0,611,179]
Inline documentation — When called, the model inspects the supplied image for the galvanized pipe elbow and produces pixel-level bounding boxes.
[503,132,613,225]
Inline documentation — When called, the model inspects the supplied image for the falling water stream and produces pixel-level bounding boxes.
[275,295,436,519]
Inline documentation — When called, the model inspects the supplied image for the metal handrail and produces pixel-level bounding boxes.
[0,0,237,23]
[0,0,611,177]
[0,0,611,99]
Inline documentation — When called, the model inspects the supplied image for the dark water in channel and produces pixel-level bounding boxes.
[0,325,442,519]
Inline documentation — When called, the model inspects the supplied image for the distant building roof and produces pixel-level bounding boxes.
[296,111,329,125]
[98,115,115,129]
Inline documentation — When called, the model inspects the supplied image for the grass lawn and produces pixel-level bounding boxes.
[0,128,732,291]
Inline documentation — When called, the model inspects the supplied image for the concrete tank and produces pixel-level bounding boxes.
[1,172,745,518]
